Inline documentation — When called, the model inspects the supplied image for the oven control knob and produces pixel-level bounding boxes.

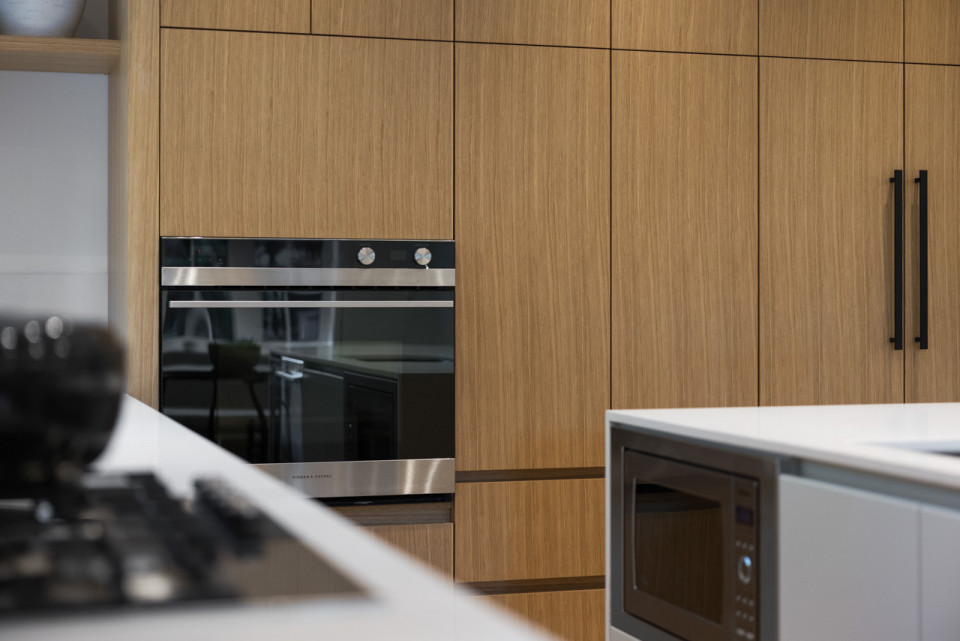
[414,247,432,266]
[737,555,753,584]
[357,247,376,266]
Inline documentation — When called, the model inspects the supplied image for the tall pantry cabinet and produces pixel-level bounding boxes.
[453,6,609,638]
[905,65,960,402]
[757,1,960,405]
[611,0,759,410]
[759,59,904,406]
[613,52,758,410]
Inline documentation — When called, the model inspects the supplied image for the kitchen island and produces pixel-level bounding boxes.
[607,403,960,641]
[3,397,555,641]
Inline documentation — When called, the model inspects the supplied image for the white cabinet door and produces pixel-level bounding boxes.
[779,475,920,641]
[921,505,960,641]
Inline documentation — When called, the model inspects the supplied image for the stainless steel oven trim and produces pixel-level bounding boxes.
[162,266,455,288]
[254,458,455,499]
[169,300,454,309]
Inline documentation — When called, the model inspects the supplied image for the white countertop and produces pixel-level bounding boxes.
[4,397,555,641]
[607,403,960,491]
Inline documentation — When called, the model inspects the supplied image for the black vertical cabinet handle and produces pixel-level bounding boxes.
[915,170,929,349]
[890,170,904,350]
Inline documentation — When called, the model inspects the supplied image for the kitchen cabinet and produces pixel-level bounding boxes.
[779,475,920,641]
[921,505,960,641]
[481,589,605,641]
[365,523,453,578]
[455,42,610,467]
[760,0,902,62]
[311,0,452,40]
[905,65,960,402]
[612,0,756,55]
[760,58,903,405]
[160,0,310,33]
[613,52,757,410]
[906,0,960,65]
[455,0,608,48]
[455,43,609,471]
[160,28,452,239]
[454,479,604,583]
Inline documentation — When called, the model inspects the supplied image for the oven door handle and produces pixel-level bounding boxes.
[168,300,453,309]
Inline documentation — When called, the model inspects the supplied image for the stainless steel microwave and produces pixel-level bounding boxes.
[610,426,787,641]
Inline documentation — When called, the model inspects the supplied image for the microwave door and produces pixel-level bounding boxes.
[624,450,737,641]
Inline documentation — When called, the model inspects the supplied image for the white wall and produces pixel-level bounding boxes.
[0,0,111,324]
[0,69,108,323]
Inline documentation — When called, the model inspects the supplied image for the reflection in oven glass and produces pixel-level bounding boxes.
[161,293,454,466]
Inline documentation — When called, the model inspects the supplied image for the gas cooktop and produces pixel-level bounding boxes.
[0,472,365,616]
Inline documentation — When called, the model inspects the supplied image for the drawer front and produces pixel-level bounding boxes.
[455,478,604,582]
[161,0,310,33]
[480,589,605,641]
[366,523,453,578]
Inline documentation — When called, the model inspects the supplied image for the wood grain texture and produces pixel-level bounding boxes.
[109,0,160,407]
[905,0,960,65]
[612,52,758,410]
[760,0,902,61]
[760,59,903,406]
[454,479,604,582]
[905,65,960,402]
[160,0,309,33]
[455,44,609,471]
[312,0,452,40]
[366,523,453,578]
[160,29,452,239]
[331,501,451,526]
[480,589,605,641]
[0,36,119,73]
[613,0,756,55]
[456,0,608,48]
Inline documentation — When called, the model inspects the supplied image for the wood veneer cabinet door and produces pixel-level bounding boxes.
[160,29,452,239]
[456,0,608,48]
[760,0,902,62]
[613,0,756,55]
[454,479,604,582]
[455,44,609,471]
[365,523,453,578]
[312,0,452,40]
[613,52,758,410]
[481,589,605,641]
[905,65,960,402]
[905,0,960,65]
[161,0,310,33]
[760,58,903,406]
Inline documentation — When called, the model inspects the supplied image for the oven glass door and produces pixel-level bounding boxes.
[160,289,454,465]
[623,449,736,641]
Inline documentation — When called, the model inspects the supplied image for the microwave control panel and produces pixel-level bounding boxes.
[733,478,760,641]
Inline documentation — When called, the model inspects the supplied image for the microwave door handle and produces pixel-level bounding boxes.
[168,301,453,309]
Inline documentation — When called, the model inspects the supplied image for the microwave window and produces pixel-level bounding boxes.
[633,482,723,623]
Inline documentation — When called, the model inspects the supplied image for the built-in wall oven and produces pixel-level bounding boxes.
[610,425,784,641]
[159,238,454,499]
